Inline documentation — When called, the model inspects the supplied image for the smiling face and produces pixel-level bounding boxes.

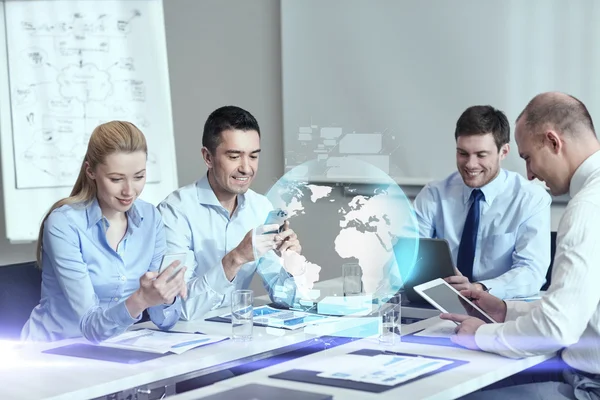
[456,133,509,188]
[203,129,261,202]
[86,151,147,216]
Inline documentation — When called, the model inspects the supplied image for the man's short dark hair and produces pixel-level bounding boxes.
[517,93,596,137]
[455,105,510,150]
[202,106,261,153]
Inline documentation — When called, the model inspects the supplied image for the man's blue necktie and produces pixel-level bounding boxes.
[457,189,484,282]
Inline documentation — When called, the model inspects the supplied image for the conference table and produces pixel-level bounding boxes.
[168,328,548,400]
[0,279,551,400]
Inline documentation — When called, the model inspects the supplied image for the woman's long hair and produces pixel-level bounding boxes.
[36,121,148,267]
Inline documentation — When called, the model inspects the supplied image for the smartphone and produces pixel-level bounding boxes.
[158,253,187,281]
[263,208,288,234]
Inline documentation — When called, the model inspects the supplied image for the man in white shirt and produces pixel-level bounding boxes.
[441,92,600,399]
[158,106,307,320]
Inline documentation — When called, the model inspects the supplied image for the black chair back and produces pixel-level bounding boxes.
[0,261,41,339]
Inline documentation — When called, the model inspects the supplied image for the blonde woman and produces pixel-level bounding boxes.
[21,121,187,342]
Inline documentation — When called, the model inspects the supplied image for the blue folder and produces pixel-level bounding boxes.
[42,343,167,364]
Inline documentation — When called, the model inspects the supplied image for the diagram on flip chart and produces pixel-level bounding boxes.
[6,3,165,189]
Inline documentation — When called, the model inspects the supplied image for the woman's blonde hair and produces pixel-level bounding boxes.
[36,121,148,267]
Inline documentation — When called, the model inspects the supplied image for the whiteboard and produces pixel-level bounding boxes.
[281,0,600,185]
[0,0,178,242]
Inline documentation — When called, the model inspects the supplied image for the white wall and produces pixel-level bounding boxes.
[163,0,283,193]
[281,0,600,185]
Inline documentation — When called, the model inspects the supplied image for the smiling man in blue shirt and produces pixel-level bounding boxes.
[413,105,551,299]
[158,106,303,320]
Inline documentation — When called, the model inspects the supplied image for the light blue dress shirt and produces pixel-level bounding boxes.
[413,169,552,299]
[157,175,297,321]
[21,198,181,342]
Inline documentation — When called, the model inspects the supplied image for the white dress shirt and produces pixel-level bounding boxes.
[414,169,552,298]
[157,175,297,321]
[476,150,600,374]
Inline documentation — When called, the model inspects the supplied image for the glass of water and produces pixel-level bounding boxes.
[379,302,401,346]
[342,263,363,296]
[231,289,253,341]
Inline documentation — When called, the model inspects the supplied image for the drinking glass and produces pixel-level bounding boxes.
[342,263,363,296]
[379,302,401,346]
[231,289,253,341]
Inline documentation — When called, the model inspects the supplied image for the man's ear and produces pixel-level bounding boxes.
[84,161,95,180]
[546,130,562,154]
[201,147,213,169]
[499,143,510,161]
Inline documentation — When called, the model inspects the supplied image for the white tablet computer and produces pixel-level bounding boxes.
[413,278,497,324]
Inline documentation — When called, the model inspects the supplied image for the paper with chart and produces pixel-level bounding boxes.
[5,1,171,189]
[309,354,452,386]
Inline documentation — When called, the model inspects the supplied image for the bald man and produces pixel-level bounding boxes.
[442,92,600,400]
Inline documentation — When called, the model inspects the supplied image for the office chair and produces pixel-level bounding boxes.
[0,261,41,339]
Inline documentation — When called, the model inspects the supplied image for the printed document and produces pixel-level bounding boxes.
[101,329,228,355]
[307,354,452,386]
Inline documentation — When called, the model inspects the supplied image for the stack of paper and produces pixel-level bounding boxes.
[101,329,228,354]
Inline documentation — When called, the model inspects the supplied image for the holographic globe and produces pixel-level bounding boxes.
[265,158,420,305]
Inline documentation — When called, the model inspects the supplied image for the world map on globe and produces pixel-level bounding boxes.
[266,161,419,300]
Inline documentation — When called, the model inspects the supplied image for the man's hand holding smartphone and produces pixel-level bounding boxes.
[263,209,302,255]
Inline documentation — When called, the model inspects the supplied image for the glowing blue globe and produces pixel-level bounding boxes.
[265,158,420,304]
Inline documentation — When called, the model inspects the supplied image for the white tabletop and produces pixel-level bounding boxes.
[168,319,552,400]
[0,306,315,400]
